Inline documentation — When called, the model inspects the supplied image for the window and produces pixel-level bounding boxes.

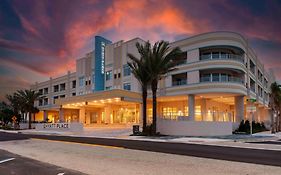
[79,76,85,87]
[43,98,48,105]
[212,73,220,82]
[39,99,43,106]
[250,78,255,92]
[114,74,117,79]
[60,83,65,91]
[106,70,112,80]
[118,73,121,78]
[43,88,48,94]
[200,73,211,82]
[105,86,112,90]
[88,80,91,85]
[123,83,131,91]
[123,64,131,76]
[72,80,76,88]
[72,92,76,96]
[53,96,58,104]
[60,95,65,98]
[39,89,43,95]
[53,85,59,92]
[250,60,255,74]
[221,74,228,82]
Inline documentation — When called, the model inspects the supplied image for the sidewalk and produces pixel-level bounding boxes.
[1,129,281,151]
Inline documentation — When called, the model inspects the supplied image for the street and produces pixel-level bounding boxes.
[0,150,85,175]
[0,131,281,175]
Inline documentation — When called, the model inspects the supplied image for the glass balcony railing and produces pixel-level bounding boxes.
[200,53,244,63]
[172,79,187,86]
[200,75,243,84]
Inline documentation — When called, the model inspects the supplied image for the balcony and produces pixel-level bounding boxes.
[172,79,187,86]
[172,73,187,86]
[200,53,244,63]
[200,73,244,84]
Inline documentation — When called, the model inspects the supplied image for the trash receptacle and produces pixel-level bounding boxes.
[133,125,140,135]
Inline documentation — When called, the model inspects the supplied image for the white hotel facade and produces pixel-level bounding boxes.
[31,31,275,136]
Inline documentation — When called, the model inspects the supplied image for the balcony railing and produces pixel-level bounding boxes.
[200,76,244,84]
[172,79,187,86]
[200,53,244,63]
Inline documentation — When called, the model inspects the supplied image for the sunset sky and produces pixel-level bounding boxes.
[0,0,281,101]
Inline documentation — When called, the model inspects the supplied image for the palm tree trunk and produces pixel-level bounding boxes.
[271,109,275,133]
[151,79,158,135]
[28,112,32,129]
[142,86,147,133]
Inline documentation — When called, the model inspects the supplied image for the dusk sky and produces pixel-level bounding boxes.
[0,0,281,101]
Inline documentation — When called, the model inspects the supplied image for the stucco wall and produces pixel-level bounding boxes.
[157,118,233,136]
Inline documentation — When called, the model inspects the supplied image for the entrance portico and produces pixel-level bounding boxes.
[55,89,142,126]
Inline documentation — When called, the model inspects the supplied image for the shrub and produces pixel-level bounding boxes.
[235,120,268,134]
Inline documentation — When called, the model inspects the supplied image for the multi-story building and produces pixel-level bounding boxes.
[31,32,275,136]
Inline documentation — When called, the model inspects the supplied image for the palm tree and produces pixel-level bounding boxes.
[127,42,151,133]
[148,41,182,135]
[270,82,281,132]
[15,89,40,129]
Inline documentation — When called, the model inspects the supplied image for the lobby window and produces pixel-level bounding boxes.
[106,70,112,81]
[123,64,131,76]
[79,76,85,87]
[72,80,76,88]
[60,83,65,91]
[53,85,59,92]
[123,83,131,91]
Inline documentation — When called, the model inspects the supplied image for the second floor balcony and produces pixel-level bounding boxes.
[200,73,244,84]
[200,53,244,63]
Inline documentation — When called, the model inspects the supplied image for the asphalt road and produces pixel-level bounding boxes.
[1,131,281,167]
[0,149,86,175]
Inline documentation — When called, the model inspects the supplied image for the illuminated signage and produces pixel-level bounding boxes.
[43,123,69,129]
[101,42,105,74]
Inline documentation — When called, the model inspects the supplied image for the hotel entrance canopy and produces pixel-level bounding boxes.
[55,89,142,107]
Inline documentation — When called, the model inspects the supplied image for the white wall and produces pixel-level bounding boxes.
[187,70,199,84]
[157,118,233,136]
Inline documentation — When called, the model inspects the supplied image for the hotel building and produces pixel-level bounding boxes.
[30,32,275,136]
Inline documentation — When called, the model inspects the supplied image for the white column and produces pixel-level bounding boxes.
[43,110,48,122]
[235,96,244,122]
[188,94,195,121]
[79,107,85,124]
[59,108,64,122]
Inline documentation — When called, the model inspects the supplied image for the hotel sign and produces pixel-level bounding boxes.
[101,42,105,74]
[43,123,69,129]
